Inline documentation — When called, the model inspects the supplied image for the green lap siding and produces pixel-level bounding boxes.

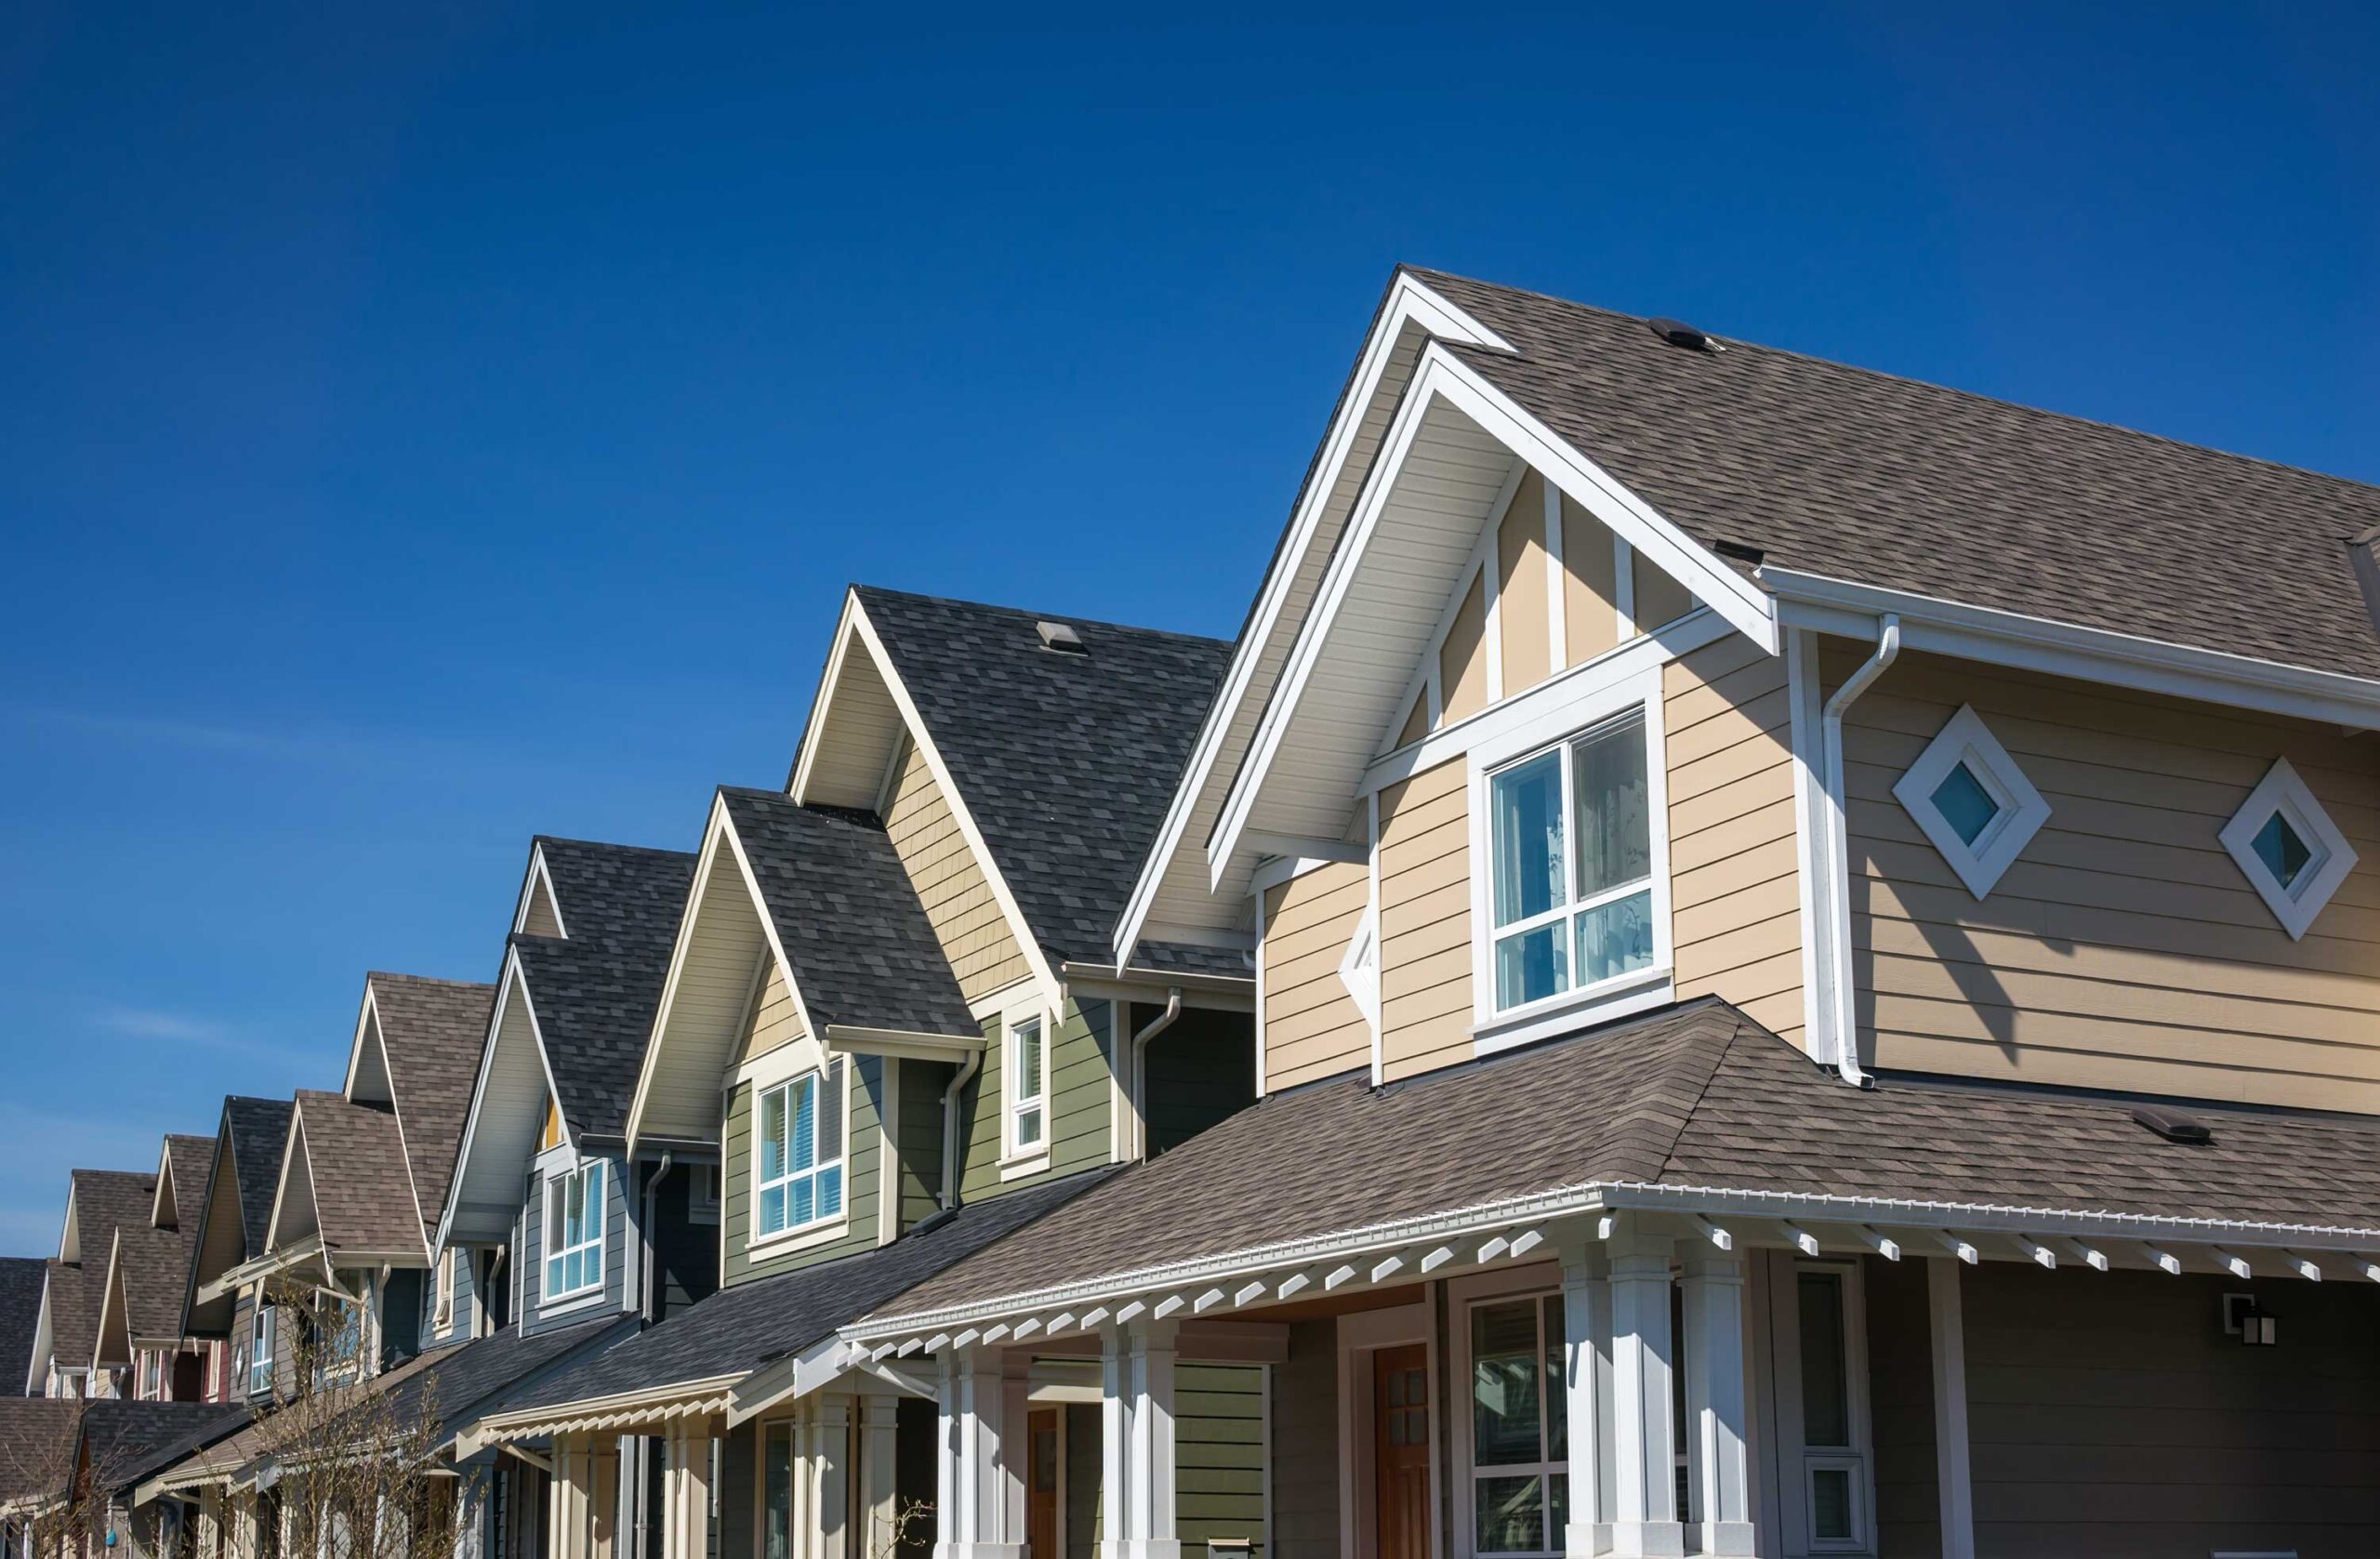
[895,1058,946,1228]
[1134,1002,1258,1157]
[958,998,1115,1204]
[721,1053,885,1285]
[1060,1365,1267,1554]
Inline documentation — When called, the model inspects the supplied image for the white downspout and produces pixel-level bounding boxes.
[938,1051,982,1211]
[1819,614,1899,1088]
[1128,988,1183,1159]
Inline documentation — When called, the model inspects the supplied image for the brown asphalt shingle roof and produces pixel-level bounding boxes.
[111,1223,196,1346]
[286,1092,425,1260]
[1408,268,2380,681]
[866,998,2380,1324]
[56,1171,154,1370]
[364,972,496,1242]
[161,1137,214,1227]
[0,1398,82,1502]
[37,1263,87,1380]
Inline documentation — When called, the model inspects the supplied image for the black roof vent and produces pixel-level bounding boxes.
[1647,317,1718,352]
[1036,621,1088,654]
[2131,1103,2213,1145]
[1713,539,1765,566]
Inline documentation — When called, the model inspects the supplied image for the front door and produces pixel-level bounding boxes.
[1027,1407,1061,1559]
[1374,1345,1431,1559]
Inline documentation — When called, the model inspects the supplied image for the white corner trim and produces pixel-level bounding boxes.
[2217,757,2358,941]
[1892,705,2050,900]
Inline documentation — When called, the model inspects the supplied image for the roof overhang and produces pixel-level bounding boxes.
[462,1375,743,1451]
[1760,565,2380,733]
[819,1026,986,1064]
[439,948,570,1249]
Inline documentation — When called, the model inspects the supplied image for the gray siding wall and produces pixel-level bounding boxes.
[1134,1002,1257,1158]
[894,1059,945,1230]
[1271,1320,1340,1556]
[722,1055,885,1287]
[522,1151,629,1336]
[1964,1262,2380,1558]
[1065,1403,1101,1559]
[641,1159,720,1320]
[419,1244,483,1348]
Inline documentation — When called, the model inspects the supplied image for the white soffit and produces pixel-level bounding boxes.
[790,594,909,811]
[1113,274,1514,961]
[443,955,558,1244]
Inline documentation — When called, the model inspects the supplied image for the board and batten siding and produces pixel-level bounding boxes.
[1261,860,1371,1090]
[956,1000,1113,1203]
[882,741,1033,1004]
[721,1054,884,1287]
[521,1151,629,1334]
[1665,631,1805,1047]
[1838,648,2380,1111]
[1379,757,1471,1085]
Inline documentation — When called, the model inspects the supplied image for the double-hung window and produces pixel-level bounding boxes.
[247,1304,275,1395]
[754,1059,845,1239]
[1005,1013,1046,1156]
[1487,708,1658,1013]
[543,1161,604,1300]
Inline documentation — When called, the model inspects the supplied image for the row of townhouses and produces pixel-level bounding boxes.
[3,268,2378,1559]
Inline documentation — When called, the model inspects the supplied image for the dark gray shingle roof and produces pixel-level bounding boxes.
[83,1400,248,1494]
[222,1097,295,1258]
[868,997,2380,1323]
[535,838,699,959]
[288,1092,424,1258]
[851,587,1232,967]
[64,1171,154,1362]
[160,1137,215,1228]
[364,973,496,1241]
[489,1169,1109,1416]
[0,1261,44,1397]
[0,1399,83,1501]
[718,789,976,1037]
[379,1314,622,1443]
[1408,267,2380,681]
[112,1222,194,1345]
[38,1263,86,1378]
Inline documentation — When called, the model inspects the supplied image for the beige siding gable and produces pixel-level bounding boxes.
[1261,860,1371,1090]
[1378,757,1471,1084]
[736,958,808,1067]
[882,739,1035,1004]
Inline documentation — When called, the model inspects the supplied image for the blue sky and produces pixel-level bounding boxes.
[1,3,2374,1250]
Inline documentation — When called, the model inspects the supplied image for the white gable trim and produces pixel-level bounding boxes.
[260,1104,315,1255]
[435,948,572,1251]
[1112,273,1517,968]
[1208,342,1778,890]
[513,845,568,938]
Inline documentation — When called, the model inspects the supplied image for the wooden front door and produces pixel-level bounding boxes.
[1373,1345,1431,1559]
[1027,1407,1061,1559]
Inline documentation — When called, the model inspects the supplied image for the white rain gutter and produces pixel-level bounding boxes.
[1128,987,1183,1159]
[1818,614,1899,1088]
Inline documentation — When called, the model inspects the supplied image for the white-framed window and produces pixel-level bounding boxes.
[1768,1258,1875,1555]
[1004,1012,1047,1158]
[687,1161,721,1225]
[2219,757,2358,940]
[1891,704,2049,900]
[139,1350,162,1401]
[321,1288,364,1380]
[542,1160,605,1300]
[754,1059,846,1240]
[246,1304,275,1395]
[1482,707,1660,1016]
[1461,1289,1569,1556]
[432,1247,457,1332]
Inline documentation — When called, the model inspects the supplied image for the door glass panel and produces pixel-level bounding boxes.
[1797,1271,1850,1447]
[1540,1295,1567,1460]
[762,1423,791,1559]
[1472,1301,1544,1466]
[1810,1467,1853,1543]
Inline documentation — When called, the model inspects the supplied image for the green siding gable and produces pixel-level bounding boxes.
[957,997,1115,1204]
[722,1052,885,1286]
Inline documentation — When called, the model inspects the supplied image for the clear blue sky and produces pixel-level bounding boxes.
[2,3,2374,1250]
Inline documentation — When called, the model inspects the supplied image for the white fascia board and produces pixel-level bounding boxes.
[1110,273,1516,969]
[510,843,566,938]
[1762,566,2380,731]
[623,793,737,1156]
[436,945,533,1253]
[259,1106,312,1255]
[338,983,380,1099]
[1208,342,1778,892]
[787,589,867,807]
[820,1026,988,1064]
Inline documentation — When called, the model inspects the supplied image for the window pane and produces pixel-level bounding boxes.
[818,1164,843,1219]
[1491,751,1567,927]
[1017,1021,1044,1103]
[818,1063,845,1160]
[1541,1295,1567,1461]
[1547,1473,1568,1544]
[760,1086,787,1182]
[1474,1474,1545,1554]
[1573,889,1655,985]
[1797,1272,1850,1447]
[1495,923,1569,1009]
[583,1162,602,1226]
[1571,715,1649,897]
[562,1172,585,1246]
[2253,811,2313,888]
[1810,1468,1853,1543]
[791,1079,817,1173]
[791,1174,815,1229]
[760,1184,787,1236]
[1929,761,2002,848]
[1017,1103,1043,1147]
[1472,1301,1543,1467]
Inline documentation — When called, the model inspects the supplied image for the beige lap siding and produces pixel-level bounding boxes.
[1664,634,1805,1046]
[1838,648,2380,1110]
[882,740,1032,1003]
[1379,757,1472,1083]
[735,960,804,1066]
[1262,861,1372,1090]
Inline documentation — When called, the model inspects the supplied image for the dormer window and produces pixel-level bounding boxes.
[543,1161,605,1300]
[2220,758,2356,940]
[1893,705,2049,899]
[755,1060,845,1239]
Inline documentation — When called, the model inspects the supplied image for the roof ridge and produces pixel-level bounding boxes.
[531,836,699,861]
[853,583,1231,650]
[367,971,496,992]
[1408,264,2380,496]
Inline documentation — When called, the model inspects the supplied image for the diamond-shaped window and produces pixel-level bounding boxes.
[1892,705,2050,899]
[2219,758,2357,941]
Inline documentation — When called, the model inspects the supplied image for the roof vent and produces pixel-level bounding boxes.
[1647,317,1720,352]
[1713,539,1765,566]
[2130,1103,2213,1145]
[1036,621,1088,654]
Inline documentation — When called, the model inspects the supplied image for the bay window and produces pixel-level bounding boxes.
[755,1059,846,1239]
[543,1161,605,1300]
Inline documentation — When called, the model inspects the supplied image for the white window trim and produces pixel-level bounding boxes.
[247,1304,275,1395]
[1338,906,1381,1030]
[1447,1267,1569,1559]
[1890,704,2049,901]
[432,1248,456,1332]
[2218,756,2358,940]
[748,1059,850,1249]
[1000,1003,1052,1169]
[1764,1254,1879,1559]
[542,1160,606,1302]
[1465,664,1675,1055]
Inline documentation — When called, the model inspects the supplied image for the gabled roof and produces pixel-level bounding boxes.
[220,1098,295,1257]
[718,788,975,1037]
[1410,267,2380,681]
[536,838,702,950]
[272,1092,424,1261]
[35,1263,86,1380]
[0,1261,45,1397]
[52,1170,153,1371]
[94,1221,195,1365]
[0,1398,83,1502]
[357,972,496,1239]
[156,1137,215,1230]
[860,997,2380,1328]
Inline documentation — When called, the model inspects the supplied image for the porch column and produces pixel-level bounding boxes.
[935,1347,1025,1559]
[812,1394,853,1559]
[1559,1238,1612,1558]
[1679,1251,1753,1557]
[857,1394,900,1559]
[1607,1222,1685,1559]
[1098,1328,1131,1559]
[661,1423,710,1559]
[1127,1320,1181,1559]
[1928,1260,1977,1559]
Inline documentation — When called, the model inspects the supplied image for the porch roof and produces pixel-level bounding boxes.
[850,998,2380,1340]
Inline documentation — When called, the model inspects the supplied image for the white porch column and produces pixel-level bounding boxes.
[1559,1238,1612,1558]
[1607,1222,1685,1559]
[1099,1328,1131,1559]
[1928,1260,1977,1559]
[1127,1320,1181,1559]
[661,1423,711,1559]
[935,1348,1025,1559]
[857,1394,900,1559]
[1679,1251,1753,1557]
[813,1394,853,1559]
